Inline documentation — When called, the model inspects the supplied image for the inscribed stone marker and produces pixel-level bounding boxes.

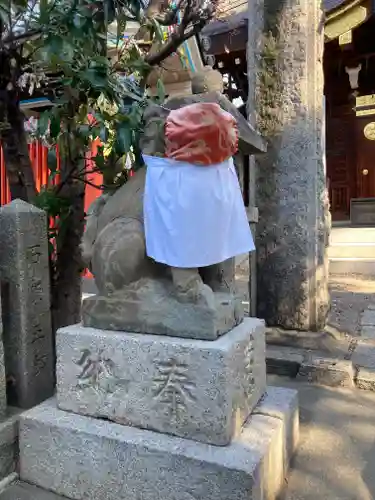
[0,290,7,417]
[0,200,54,408]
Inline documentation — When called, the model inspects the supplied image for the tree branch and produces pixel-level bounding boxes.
[153,0,185,26]
[145,18,207,66]
[71,175,102,190]
[143,0,215,66]
[1,28,41,48]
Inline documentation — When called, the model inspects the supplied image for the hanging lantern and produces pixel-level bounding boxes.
[200,36,211,52]
[204,54,215,67]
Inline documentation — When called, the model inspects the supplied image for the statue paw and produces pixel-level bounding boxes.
[105,282,116,296]
[175,282,214,309]
[196,283,215,309]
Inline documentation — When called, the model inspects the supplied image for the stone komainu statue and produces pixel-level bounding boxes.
[81,68,266,338]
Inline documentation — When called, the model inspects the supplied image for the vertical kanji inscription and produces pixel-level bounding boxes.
[152,358,196,419]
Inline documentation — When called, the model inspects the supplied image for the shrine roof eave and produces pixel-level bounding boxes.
[325,0,374,41]
[201,0,373,47]
[325,0,352,13]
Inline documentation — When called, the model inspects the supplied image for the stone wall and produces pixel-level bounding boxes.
[248,0,330,330]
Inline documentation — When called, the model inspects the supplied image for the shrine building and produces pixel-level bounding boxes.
[325,0,375,225]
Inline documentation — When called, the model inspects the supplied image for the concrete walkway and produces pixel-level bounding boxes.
[3,375,375,500]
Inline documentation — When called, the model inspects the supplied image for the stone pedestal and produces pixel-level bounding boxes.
[20,389,298,500]
[56,320,266,445]
[251,0,330,330]
[19,318,299,499]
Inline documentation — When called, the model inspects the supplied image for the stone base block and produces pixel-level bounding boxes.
[297,356,354,388]
[0,409,20,480]
[20,390,299,500]
[0,482,66,500]
[56,318,266,446]
[254,386,299,480]
[82,290,243,340]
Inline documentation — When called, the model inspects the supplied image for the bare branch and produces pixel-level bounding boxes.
[71,175,102,190]
[145,24,199,65]
[145,4,211,66]
[144,0,216,66]
[153,0,184,26]
[1,28,41,48]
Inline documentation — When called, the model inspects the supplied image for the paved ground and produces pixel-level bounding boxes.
[328,274,375,338]
[267,273,375,387]
[3,375,375,500]
[274,375,375,500]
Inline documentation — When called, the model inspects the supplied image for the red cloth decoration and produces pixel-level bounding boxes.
[165,102,238,165]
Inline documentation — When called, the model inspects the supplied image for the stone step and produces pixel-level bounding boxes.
[0,481,65,500]
[0,410,21,481]
[330,227,375,244]
[328,242,375,259]
[329,258,375,276]
[19,391,299,500]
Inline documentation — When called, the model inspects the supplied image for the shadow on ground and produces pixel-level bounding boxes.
[270,375,375,500]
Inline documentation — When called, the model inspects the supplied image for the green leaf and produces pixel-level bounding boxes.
[150,18,164,43]
[73,13,84,29]
[156,79,165,104]
[49,35,64,55]
[78,124,91,139]
[82,68,108,89]
[13,0,28,8]
[49,113,60,139]
[39,0,50,23]
[61,40,75,64]
[47,149,58,173]
[116,17,127,46]
[93,153,106,172]
[0,4,10,24]
[91,56,110,69]
[115,122,132,156]
[127,0,141,19]
[98,124,109,142]
[48,240,55,255]
[37,112,50,136]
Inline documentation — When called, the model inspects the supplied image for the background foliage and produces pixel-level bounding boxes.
[0,0,216,330]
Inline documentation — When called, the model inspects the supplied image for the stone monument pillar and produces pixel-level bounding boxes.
[17,88,299,500]
[0,288,22,481]
[250,0,330,331]
[0,200,54,408]
[0,200,55,481]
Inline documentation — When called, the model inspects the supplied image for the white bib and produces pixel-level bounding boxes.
[143,155,255,268]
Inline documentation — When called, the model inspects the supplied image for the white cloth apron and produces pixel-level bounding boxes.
[143,155,255,268]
